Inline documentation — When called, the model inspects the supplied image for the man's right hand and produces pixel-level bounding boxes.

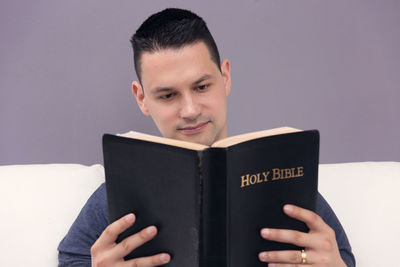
[91,213,171,267]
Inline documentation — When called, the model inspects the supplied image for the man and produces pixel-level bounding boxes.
[58,8,355,267]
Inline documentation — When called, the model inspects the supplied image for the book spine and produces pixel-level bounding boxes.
[199,148,227,267]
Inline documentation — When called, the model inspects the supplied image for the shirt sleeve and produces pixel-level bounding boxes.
[58,183,109,267]
[316,192,356,267]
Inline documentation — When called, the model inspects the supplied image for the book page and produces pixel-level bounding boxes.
[118,127,301,150]
[119,131,209,151]
[211,127,301,148]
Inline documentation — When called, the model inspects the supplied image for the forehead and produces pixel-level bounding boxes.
[140,42,220,90]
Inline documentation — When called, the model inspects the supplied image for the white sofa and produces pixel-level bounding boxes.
[0,162,399,267]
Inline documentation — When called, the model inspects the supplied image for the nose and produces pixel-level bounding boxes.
[179,93,200,120]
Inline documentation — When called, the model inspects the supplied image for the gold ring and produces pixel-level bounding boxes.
[301,249,307,264]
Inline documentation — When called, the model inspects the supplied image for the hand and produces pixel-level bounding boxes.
[91,213,170,267]
[258,204,346,267]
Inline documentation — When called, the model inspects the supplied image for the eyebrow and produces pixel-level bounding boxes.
[151,87,174,95]
[151,74,215,95]
[192,74,214,85]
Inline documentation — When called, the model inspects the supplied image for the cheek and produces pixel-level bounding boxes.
[205,95,227,119]
[148,104,176,129]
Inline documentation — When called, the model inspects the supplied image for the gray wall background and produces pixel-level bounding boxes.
[1,0,399,165]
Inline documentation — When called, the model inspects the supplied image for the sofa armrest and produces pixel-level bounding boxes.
[0,164,105,267]
[319,162,400,267]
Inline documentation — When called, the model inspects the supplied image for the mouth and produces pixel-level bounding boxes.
[178,121,209,135]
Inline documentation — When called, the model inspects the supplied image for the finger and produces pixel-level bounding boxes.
[265,264,305,267]
[124,253,170,267]
[283,204,326,231]
[94,213,136,249]
[260,228,310,247]
[112,225,158,258]
[259,250,314,265]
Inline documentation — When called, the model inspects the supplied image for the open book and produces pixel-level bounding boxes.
[102,127,319,267]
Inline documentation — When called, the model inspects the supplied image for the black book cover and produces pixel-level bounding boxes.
[102,129,319,267]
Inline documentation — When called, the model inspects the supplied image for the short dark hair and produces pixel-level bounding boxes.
[130,8,221,82]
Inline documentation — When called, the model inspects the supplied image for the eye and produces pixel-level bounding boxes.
[196,84,209,91]
[159,92,175,100]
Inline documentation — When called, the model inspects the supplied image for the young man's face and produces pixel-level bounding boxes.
[132,42,231,146]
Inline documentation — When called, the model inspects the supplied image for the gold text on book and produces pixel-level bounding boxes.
[240,167,304,188]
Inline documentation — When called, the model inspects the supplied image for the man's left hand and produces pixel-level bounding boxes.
[258,204,346,266]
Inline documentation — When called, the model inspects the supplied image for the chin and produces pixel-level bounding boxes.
[178,133,215,146]
[194,135,217,146]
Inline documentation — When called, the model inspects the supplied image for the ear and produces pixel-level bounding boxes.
[132,81,150,116]
[220,59,231,96]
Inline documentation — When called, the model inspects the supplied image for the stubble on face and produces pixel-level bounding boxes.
[136,42,231,146]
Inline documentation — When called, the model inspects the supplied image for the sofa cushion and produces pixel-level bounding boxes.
[1,162,399,267]
[0,164,105,267]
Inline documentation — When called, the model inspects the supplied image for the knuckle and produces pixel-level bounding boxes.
[293,231,304,243]
[269,229,278,238]
[151,255,162,265]
[309,212,320,223]
[266,252,276,261]
[321,239,334,251]
[90,243,99,255]
[327,227,336,238]
[289,251,299,262]
[104,225,118,238]
[120,238,133,253]
[293,206,302,217]
[129,260,139,267]
[139,228,151,241]
[96,255,111,267]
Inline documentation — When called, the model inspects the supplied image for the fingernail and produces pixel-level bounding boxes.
[146,226,156,235]
[160,253,170,263]
[259,252,268,261]
[269,264,277,267]
[261,228,270,236]
[125,213,135,223]
[284,204,294,213]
